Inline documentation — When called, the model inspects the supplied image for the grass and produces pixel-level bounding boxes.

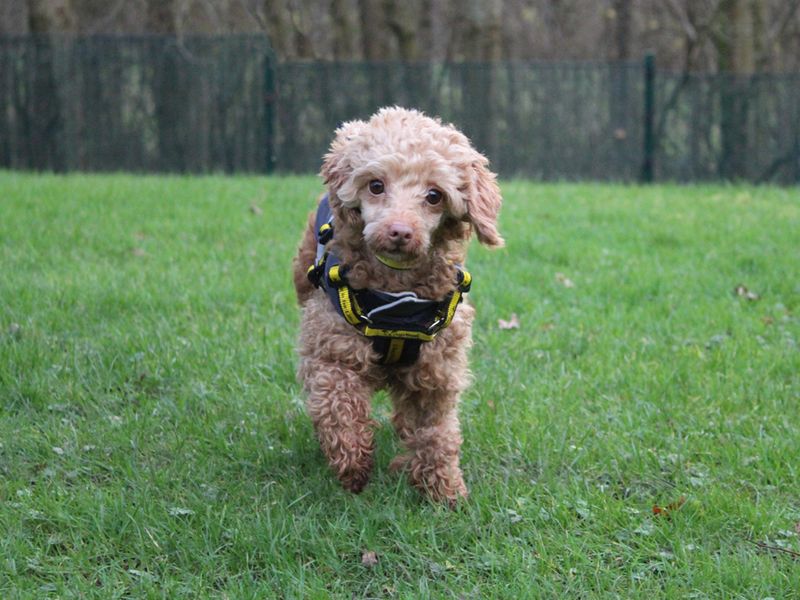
[0,171,798,598]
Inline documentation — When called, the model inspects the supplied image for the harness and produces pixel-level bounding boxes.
[306,195,471,365]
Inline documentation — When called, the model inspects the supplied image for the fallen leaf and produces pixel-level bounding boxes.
[733,284,759,301]
[555,272,575,288]
[361,550,378,567]
[249,203,263,216]
[761,315,774,325]
[498,313,520,330]
[540,321,555,331]
[653,496,686,517]
[131,247,146,257]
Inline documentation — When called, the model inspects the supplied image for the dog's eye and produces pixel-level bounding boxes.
[425,189,443,205]
[368,180,385,195]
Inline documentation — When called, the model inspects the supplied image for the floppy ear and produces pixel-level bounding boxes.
[467,158,504,248]
[320,120,366,197]
[320,120,368,227]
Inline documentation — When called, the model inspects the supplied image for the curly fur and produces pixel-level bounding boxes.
[293,107,503,504]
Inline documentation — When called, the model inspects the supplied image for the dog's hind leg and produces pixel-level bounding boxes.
[305,365,376,493]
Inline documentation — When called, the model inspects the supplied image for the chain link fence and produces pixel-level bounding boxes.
[1,34,798,183]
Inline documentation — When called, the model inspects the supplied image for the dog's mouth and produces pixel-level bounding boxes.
[364,222,427,269]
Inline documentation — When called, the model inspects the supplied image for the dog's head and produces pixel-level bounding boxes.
[321,107,503,266]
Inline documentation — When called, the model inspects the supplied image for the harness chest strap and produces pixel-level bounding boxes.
[307,194,472,365]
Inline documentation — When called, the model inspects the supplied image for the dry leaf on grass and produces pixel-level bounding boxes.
[653,496,686,517]
[734,284,759,301]
[555,272,575,288]
[361,550,378,567]
[249,203,264,216]
[131,247,146,257]
[498,314,520,330]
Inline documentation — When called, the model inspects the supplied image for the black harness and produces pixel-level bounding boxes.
[306,195,471,365]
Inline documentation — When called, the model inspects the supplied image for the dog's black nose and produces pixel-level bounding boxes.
[388,222,413,244]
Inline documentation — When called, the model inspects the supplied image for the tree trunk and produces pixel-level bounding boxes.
[612,0,632,61]
[145,0,188,171]
[26,0,67,170]
[358,0,388,60]
[610,0,632,175]
[329,0,354,60]
[717,0,761,179]
[384,0,420,60]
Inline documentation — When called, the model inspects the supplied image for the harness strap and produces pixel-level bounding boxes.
[307,194,471,366]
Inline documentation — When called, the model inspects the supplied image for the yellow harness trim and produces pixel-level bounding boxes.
[376,254,417,270]
[442,290,463,328]
[337,287,362,326]
[362,326,436,341]
[383,339,406,364]
[460,270,472,288]
[328,264,342,284]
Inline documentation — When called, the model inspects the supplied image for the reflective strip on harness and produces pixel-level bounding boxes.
[337,286,363,326]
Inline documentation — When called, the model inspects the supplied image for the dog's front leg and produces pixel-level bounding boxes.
[390,388,468,505]
[305,365,376,493]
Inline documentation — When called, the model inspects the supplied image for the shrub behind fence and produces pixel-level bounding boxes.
[1,34,798,183]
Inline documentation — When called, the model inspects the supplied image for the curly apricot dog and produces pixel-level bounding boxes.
[292,107,503,504]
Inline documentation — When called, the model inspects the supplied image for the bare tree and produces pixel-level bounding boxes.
[3,0,800,71]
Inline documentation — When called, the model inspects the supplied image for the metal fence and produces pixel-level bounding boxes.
[1,34,798,183]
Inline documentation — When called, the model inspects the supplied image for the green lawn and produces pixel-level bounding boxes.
[1,172,798,598]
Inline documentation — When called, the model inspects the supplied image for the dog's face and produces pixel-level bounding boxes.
[321,108,503,265]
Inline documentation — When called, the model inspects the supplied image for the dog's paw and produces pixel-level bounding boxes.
[433,480,469,509]
[339,467,372,494]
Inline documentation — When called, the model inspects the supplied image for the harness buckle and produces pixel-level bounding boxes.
[426,317,445,334]
[307,256,326,288]
[318,223,334,244]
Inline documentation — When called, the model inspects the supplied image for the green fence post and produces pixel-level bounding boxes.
[264,43,277,174]
[641,52,655,183]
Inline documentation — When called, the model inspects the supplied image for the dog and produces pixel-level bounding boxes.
[292,107,503,504]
